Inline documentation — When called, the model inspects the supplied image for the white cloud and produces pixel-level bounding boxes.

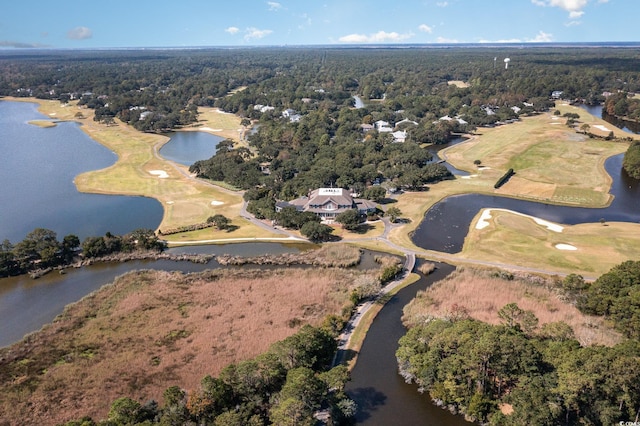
[418,24,433,34]
[527,30,554,42]
[66,26,92,40]
[267,1,282,11]
[338,31,414,43]
[244,27,273,41]
[437,1,449,6]
[531,0,588,17]
[225,26,240,34]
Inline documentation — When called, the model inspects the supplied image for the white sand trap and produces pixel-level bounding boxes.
[461,174,478,179]
[49,113,57,116]
[149,170,169,178]
[200,126,223,132]
[476,209,494,230]
[166,201,174,205]
[555,243,577,251]
[477,166,491,170]
[593,124,611,132]
[475,208,564,232]
[211,200,224,206]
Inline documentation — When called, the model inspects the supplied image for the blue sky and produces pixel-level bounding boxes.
[0,0,636,49]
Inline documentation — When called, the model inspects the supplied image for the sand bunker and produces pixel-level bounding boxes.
[211,200,224,206]
[555,243,577,251]
[149,170,169,178]
[593,124,611,132]
[200,126,223,132]
[475,208,564,232]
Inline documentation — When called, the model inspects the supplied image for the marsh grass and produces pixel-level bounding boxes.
[402,268,621,347]
[0,267,364,425]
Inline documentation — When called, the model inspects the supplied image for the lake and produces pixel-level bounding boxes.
[159,130,224,166]
[0,100,163,243]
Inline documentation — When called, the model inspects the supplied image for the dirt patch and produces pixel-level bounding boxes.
[0,267,367,425]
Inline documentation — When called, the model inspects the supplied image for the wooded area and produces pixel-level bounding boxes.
[397,261,640,425]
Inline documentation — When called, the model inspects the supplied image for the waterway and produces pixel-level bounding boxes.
[580,104,640,134]
[0,100,163,243]
[346,261,470,425]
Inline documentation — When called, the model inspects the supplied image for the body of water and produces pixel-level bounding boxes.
[0,101,163,243]
[346,261,471,425]
[580,104,640,134]
[159,130,224,166]
[3,99,638,424]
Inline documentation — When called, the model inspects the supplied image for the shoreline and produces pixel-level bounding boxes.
[1,97,287,244]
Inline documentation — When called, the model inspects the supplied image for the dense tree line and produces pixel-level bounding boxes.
[0,227,165,277]
[577,260,640,339]
[397,262,640,425]
[604,91,640,123]
[623,140,640,179]
[63,325,355,425]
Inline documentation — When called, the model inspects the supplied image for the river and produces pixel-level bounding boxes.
[346,260,470,425]
[0,242,307,348]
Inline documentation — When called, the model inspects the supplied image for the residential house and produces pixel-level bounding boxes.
[282,108,302,122]
[392,130,408,143]
[375,120,393,132]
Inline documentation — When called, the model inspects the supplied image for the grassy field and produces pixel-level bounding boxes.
[402,267,622,347]
[442,106,632,206]
[0,266,367,425]
[460,209,640,277]
[7,98,283,240]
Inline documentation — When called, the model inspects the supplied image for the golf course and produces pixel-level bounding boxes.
[15,97,640,278]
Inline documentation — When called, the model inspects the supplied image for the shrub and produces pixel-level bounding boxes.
[494,168,515,189]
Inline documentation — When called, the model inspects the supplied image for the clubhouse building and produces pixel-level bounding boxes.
[275,188,377,223]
